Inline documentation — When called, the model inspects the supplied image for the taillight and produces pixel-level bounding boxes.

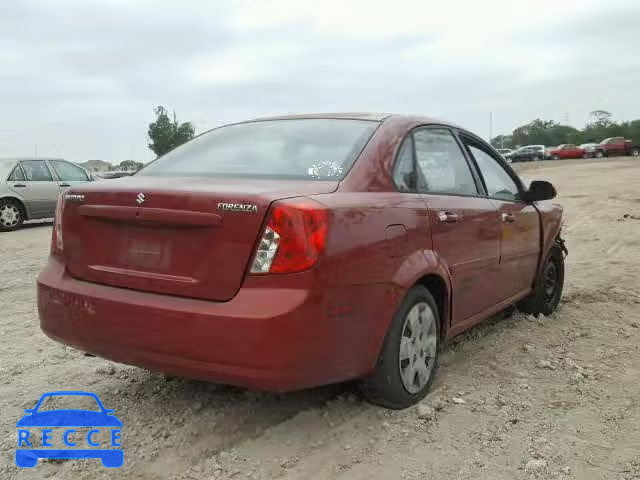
[51,195,65,254]
[250,198,328,274]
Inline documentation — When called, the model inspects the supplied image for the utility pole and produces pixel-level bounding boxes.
[489,112,493,145]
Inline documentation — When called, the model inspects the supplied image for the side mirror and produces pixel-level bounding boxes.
[523,180,556,202]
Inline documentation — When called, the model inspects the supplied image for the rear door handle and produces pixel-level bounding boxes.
[59,183,71,187]
[12,183,26,188]
[437,211,460,224]
[502,212,515,223]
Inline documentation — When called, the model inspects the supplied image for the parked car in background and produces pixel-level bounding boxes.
[578,143,597,158]
[95,170,134,179]
[38,113,565,409]
[547,144,584,160]
[505,145,546,162]
[0,158,94,231]
[495,148,513,157]
[593,137,640,158]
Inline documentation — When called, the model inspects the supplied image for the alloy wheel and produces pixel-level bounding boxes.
[0,204,20,228]
[398,302,437,394]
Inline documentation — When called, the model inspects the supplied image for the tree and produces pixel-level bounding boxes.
[147,106,195,157]
[589,110,613,128]
[490,134,513,149]
[491,112,640,150]
[508,119,581,147]
[119,160,144,171]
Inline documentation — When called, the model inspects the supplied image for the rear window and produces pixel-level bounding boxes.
[140,119,378,180]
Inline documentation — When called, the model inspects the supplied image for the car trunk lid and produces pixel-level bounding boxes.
[61,176,336,301]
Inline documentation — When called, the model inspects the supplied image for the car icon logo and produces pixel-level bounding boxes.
[15,391,123,468]
[136,193,146,205]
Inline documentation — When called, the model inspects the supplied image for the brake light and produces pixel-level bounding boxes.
[250,198,328,274]
[51,195,65,254]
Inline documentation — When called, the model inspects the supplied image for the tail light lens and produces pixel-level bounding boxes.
[51,195,65,254]
[250,198,328,274]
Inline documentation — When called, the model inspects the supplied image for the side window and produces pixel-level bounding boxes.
[413,128,478,195]
[392,137,415,192]
[20,160,53,181]
[8,165,25,182]
[50,160,89,182]
[467,143,520,201]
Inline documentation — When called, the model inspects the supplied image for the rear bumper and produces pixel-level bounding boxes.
[38,257,388,391]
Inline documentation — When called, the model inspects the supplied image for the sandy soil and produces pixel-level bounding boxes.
[1,157,640,480]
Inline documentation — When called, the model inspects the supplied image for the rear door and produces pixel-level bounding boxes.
[15,160,60,218]
[461,136,540,298]
[412,127,503,323]
[49,160,92,191]
[564,144,578,158]
[612,137,626,154]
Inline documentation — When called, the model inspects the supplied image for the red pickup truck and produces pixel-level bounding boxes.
[594,137,640,158]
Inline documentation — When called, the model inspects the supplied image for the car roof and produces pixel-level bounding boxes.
[246,112,391,122]
[0,157,64,162]
[238,112,462,128]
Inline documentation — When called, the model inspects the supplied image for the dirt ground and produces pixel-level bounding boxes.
[1,157,640,480]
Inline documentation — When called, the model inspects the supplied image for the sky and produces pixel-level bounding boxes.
[1,0,639,163]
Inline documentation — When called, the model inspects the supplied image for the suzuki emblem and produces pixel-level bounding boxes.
[136,193,146,205]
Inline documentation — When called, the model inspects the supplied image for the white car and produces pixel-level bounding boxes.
[0,158,95,231]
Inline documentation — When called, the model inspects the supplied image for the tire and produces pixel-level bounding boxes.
[0,199,24,232]
[518,239,565,317]
[582,153,589,159]
[362,285,440,409]
[631,148,640,157]
[551,155,559,160]
[595,150,605,158]
[532,155,540,162]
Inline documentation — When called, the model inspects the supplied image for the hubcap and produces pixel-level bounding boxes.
[398,302,437,394]
[0,205,20,227]
[543,261,558,303]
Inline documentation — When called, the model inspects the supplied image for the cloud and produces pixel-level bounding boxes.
[0,0,638,161]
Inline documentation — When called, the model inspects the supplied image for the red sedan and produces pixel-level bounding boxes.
[548,144,585,160]
[38,114,565,408]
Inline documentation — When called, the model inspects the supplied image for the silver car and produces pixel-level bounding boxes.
[0,157,94,231]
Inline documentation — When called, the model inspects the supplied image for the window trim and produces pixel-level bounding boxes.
[390,124,485,198]
[6,163,26,182]
[49,159,90,182]
[390,133,417,192]
[19,159,56,182]
[457,131,527,203]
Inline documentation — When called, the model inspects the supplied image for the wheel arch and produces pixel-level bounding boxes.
[368,250,452,364]
[532,201,563,280]
[0,195,28,220]
[415,273,450,341]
